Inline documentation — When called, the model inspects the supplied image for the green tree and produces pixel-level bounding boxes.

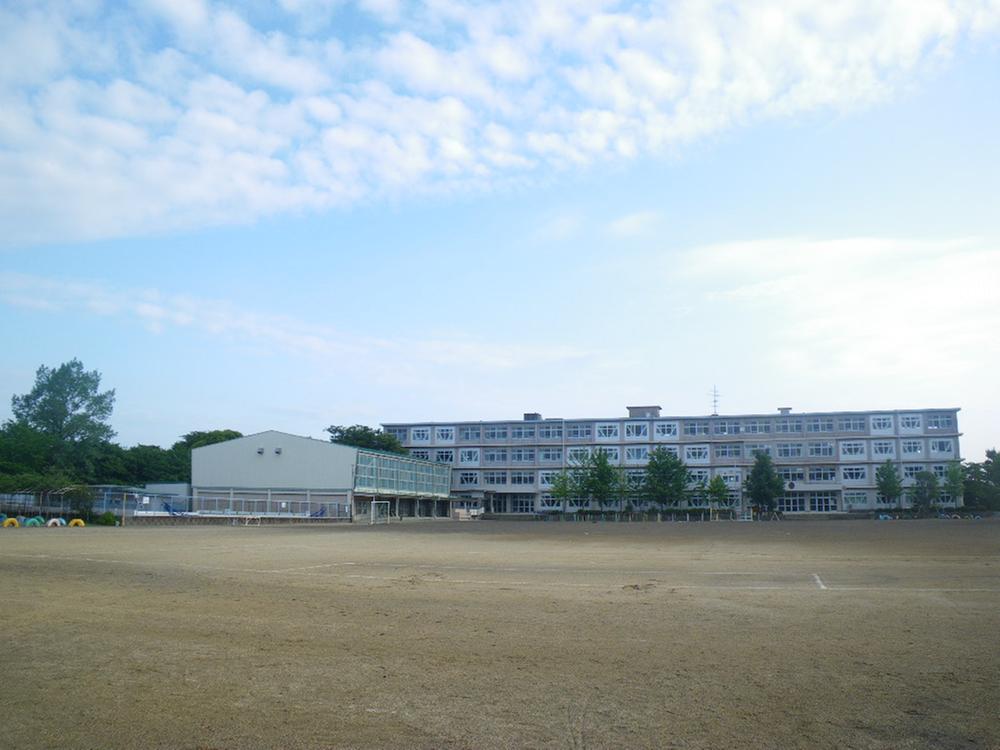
[875,460,903,510]
[909,470,939,516]
[642,447,689,509]
[548,468,580,513]
[326,424,406,454]
[10,359,115,475]
[963,450,1000,510]
[580,449,617,510]
[944,462,964,507]
[706,474,730,508]
[745,452,784,512]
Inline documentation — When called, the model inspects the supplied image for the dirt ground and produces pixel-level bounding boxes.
[1,519,998,749]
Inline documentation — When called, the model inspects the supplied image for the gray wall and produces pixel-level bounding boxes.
[192,431,356,491]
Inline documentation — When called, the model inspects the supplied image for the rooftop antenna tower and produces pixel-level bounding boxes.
[711,385,720,416]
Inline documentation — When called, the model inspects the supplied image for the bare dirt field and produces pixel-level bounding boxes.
[2,519,998,749]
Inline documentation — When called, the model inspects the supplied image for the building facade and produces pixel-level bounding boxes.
[191,430,454,519]
[382,406,962,514]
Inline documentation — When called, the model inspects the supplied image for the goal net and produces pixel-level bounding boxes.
[370,500,391,525]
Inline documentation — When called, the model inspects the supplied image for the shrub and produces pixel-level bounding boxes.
[94,511,118,526]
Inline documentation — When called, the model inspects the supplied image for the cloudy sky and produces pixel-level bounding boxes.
[1,0,999,459]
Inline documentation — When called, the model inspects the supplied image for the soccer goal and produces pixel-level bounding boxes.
[370,500,391,525]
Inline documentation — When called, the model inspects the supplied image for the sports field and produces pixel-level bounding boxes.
[2,519,998,749]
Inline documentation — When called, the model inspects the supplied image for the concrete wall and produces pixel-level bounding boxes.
[192,431,356,491]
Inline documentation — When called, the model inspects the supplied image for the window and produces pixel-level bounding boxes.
[410,428,430,442]
[742,420,771,434]
[539,493,560,508]
[595,446,620,462]
[566,423,592,439]
[435,427,454,443]
[876,492,894,505]
[872,441,895,457]
[625,446,650,462]
[510,448,535,463]
[458,471,479,486]
[510,471,535,485]
[435,450,454,463]
[538,423,562,440]
[903,465,924,479]
[683,421,709,436]
[567,447,590,463]
[775,419,803,434]
[459,449,480,464]
[932,464,948,480]
[626,469,646,489]
[870,416,893,431]
[842,466,866,481]
[900,415,922,430]
[808,442,834,457]
[539,471,560,486]
[778,467,805,482]
[484,425,508,440]
[715,443,741,458]
[596,423,620,440]
[809,493,837,512]
[719,471,741,485]
[483,449,507,464]
[511,425,535,440]
[409,449,430,460]
[483,471,507,485]
[927,414,954,430]
[808,467,836,482]
[901,440,922,456]
[658,445,680,457]
[840,441,864,457]
[777,443,803,458]
[688,469,709,485]
[746,443,771,456]
[538,448,563,463]
[459,426,481,441]
[843,491,868,507]
[625,423,649,439]
[685,445,709,461]
[511,497,534,513]
[653,421,678,439]
[386,427,407,441]
[838,417,866,432]
[778,495,806,512]
[714,420,741,435]
[930,440,953,454]
[806,417,834,433]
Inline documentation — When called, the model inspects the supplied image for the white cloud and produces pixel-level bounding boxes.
[2,1,999,245]
[0,272,592,378]
[676,236,1000,381]
[608,210,660,237]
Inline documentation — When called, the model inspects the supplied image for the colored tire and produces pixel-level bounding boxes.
[33,516,46,525]
[68,519,85,527]
[57,518,67,526]
[3,518,19,528]
[46,518,62,527]
[25,518,43,527]
[0,513,6,522]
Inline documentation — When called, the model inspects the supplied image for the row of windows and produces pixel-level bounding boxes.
[426,440,956,465]
[777,464,952,482]
[393,414,956,444]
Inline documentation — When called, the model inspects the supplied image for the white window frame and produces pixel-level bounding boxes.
[870,415,894,433]
[435,449,454,463]
[459,448,480,464]
[410,427,430,443]
[435,427,455,443]
[624,446,650,463]
[840,441,865,457]
[653,421,679,440]
[685,445,709,463]
[596,422,620,441]
[872,440,895,457]
[624,423,649,440]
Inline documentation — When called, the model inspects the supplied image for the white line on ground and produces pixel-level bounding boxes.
[813,573,828,590]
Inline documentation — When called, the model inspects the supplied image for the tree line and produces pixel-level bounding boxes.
[0,359,241,493]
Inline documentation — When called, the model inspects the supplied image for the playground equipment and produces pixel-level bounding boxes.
[3,517,19,528]
[24,516,45,527]
[45,518,67,527]
[68,519,85,527]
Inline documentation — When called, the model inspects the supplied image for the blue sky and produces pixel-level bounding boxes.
[1,1,999,459]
